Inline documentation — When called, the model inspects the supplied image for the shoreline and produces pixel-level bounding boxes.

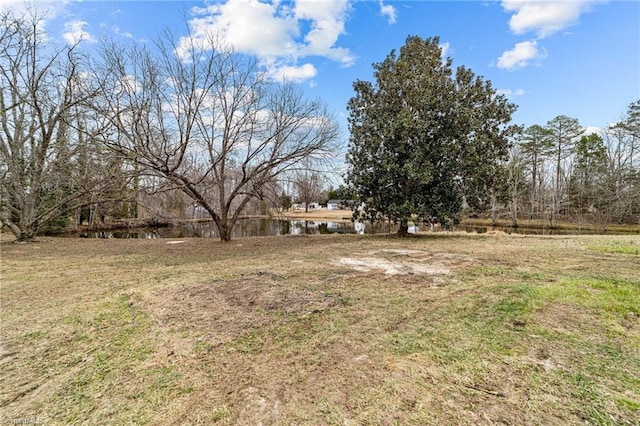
[5,210,638,240]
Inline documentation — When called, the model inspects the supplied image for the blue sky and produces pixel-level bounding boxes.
[2,0,639,134]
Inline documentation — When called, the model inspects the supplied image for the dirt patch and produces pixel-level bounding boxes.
[335,256,451,276]
[334,249,475,281]
[150,273,343,347]
[533,302,604,339]
[146,272,384,424]
[0,342,17,364]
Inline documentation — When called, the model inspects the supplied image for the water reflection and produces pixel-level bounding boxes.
[66,218,628,239]
[289,220,367,235]
[74,219,371,239]
[456,225,615,235]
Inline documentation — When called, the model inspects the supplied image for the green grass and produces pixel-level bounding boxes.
[589,241,640,256]
[43,294,190,424]
[535,277,640,318]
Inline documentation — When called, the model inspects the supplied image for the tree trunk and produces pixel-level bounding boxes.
[550,190,560,228]
[12,201,39,241]
[18,228,38,242]
[2,220,24,241]
[6,218,38,242]
[530,158,537,221]
[218,222,232,242]
[490,190,498,226]
[553,149,561,228]
[397,221,409,237]
[510,200,518,227]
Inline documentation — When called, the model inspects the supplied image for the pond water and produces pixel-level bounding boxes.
[59,218,634,239]
[70,219,369,239]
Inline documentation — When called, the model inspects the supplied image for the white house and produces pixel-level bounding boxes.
[327,200,340,210]
[327,199,359,210]
[327,199,351,210]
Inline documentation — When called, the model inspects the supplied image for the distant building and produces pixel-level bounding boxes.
[327,199,355,210]
[293,202,321,211]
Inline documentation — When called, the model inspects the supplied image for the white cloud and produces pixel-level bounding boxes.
[0,0,72,21]
[0,0,71,39]
[0,0,21,12]
[496,88,526,98]
[497,1,602,71]
[177,0,354,83]
[186,0,298,58]
[502,0,600,38]
[584,126,600,135]
[294,0,353,64]
[268,63,317,82]
[112,25,134,39]
[1,1,97,48]
[62,20,95,45]
[379,0,397,25]
[497,40,547,70]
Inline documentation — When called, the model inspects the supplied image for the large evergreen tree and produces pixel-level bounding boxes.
[346,36,518,234]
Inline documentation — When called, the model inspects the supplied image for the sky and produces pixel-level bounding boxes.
[1,0,639,137]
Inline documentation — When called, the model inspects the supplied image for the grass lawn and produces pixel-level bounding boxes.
[1,232,638,425]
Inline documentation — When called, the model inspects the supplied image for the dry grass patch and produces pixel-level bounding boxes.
[150,273,345,349]
[1,233,639,424]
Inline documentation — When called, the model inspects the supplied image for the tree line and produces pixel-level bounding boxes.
[345,36,638,233]
[2,11,637,242]
[499,108,639,228]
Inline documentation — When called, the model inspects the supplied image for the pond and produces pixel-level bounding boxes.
[57,218,635,239]
[69,219,368,239]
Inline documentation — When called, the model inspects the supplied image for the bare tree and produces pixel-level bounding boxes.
[292,165,324,213]
[505,146,527,227]
[0,10,120,241]
[519,125,552,220]
[94,31,340,241]
[601,118,640,223]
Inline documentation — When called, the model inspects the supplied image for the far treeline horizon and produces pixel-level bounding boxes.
[1,11,638,241]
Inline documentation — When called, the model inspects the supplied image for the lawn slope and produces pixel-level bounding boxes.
[1,233,638,425]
